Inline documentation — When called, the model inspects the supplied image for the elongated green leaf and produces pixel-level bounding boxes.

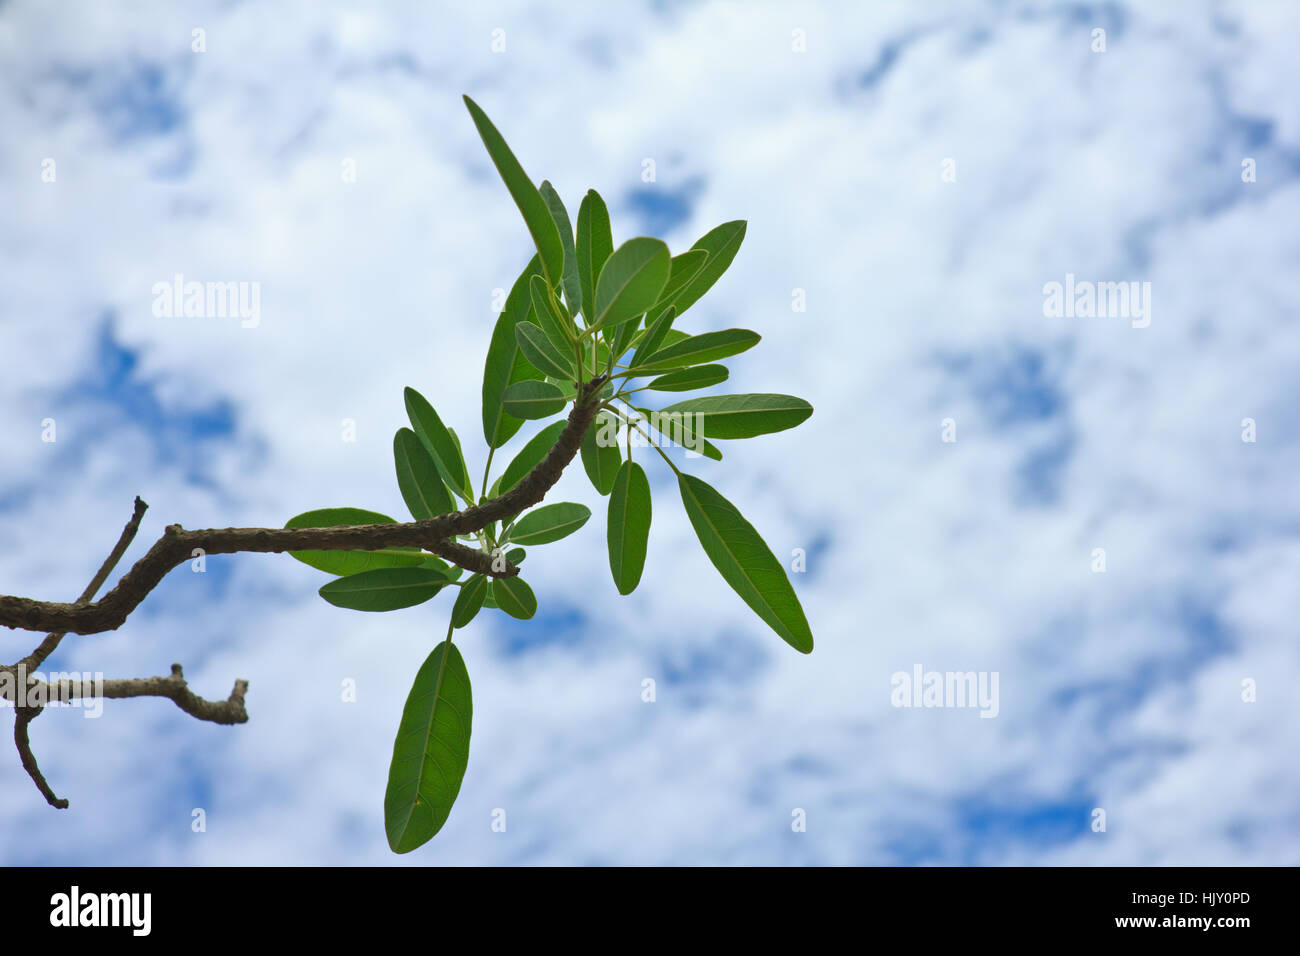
[576,190,613,326]
[677,474,812,653]
[580,411,622,495]
[633,328,761,373]
[637,325,691,356]
[492,576,537,619]
[539,181,582,317]
[498,421,566,495]
[593,237,671,331]
[393,428,454,520]
[384,641,473,853]
[405,388,472,502]
[423,555,464,580]
[515,322,575,381]
[660,393,813,439]
[452,574,488,629]
[646,364,729,392]
[506,547,526,564]
[509,502,591,545]
[319,566,451,612]
[528,275,577,356]
[610,309,641,362]
[286,508,425,575]
[672,220,746,316]
[503,380,567,419]
[633,305,677,362]
[483,256,545,449]
[652,249,710,311]
[463,95,564,286]
[608,461,651,595]
[446,428,474,501]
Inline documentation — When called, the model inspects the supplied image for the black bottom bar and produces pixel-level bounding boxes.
[2,865,1278,939]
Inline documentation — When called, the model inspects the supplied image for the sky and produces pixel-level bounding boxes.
[1,0,1298,865]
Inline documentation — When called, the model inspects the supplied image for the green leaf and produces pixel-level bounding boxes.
[286,508,425,575]
[593,237,671,332]
[515,322,575,381]
[446,428,474,502]
[492,576,537,619]
[319,566,451,612]
[463,95,564,287]
[423,555,464,580]
[633,305,677,362]
[672,220,746,317]
[652,249,710,311]
[610,309,641,363]
[528,275,578,355]
[482,256,545,449]
[645,364,729,392]
[633,328,761,373]
[677,474,813,653]
[549,379,579,402]
[660,393,813,439]
[497,421,566,496]
[580,411,622,495]
[506,547,526,564]
[576,189,613,326]
[393,429,454,520]
[502,380,567,419]
[508,502,591,545]
[648,327,691,351]
[539,181,582,317]
[608,461,651,595]
[405,387,473,502]
[384,641,473,853]
[451,574,488,629]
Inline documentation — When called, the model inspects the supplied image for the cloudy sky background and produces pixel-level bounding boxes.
[1,0,1298,865]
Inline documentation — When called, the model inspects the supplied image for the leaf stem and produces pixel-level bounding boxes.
[609,405,680,476]
[480,446,496,501]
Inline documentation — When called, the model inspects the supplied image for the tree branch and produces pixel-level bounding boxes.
[55,663,248,724]
[0,377,607,636]
[4,663,247,810]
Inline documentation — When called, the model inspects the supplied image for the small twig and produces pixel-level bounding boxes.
[20,496,148,672]
[13,706,68,808]
[38,663,249,725]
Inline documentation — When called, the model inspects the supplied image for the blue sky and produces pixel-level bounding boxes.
[1,0,1298,865]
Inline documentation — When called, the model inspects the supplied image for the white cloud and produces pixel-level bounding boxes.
[1,0,1297,865]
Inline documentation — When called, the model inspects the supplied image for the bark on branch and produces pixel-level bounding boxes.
[70,664,247,722]
[4,663,248,723]
[13,706,68,808]
[0,377,605,636]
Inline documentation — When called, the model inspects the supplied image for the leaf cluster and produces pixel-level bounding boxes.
[286,96,814,852]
